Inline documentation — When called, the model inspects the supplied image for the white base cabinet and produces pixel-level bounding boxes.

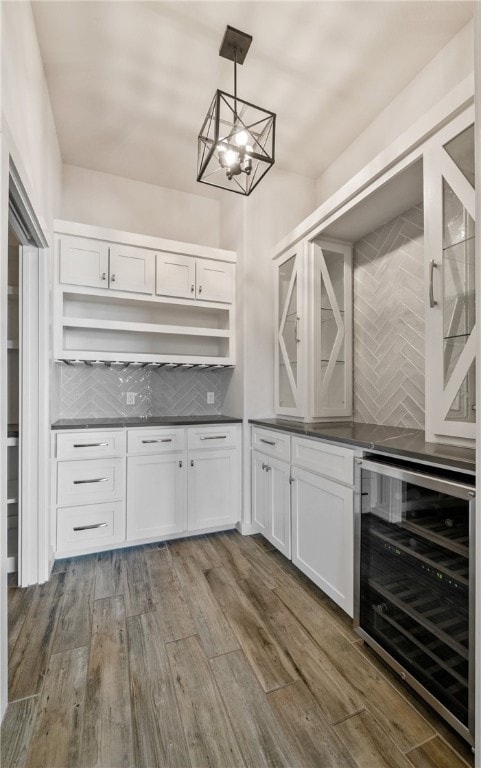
[53,423,241,557]
[291,466,353,615]
[251,426,355,616]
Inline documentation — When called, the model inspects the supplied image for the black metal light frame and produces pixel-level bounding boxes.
[197,26,276,196]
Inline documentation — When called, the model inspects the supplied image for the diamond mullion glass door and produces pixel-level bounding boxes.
[311,240,352,418]
[276,251,302,415]
[426,115,476,442]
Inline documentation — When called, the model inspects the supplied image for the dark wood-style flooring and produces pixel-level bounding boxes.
[2,531,475,768]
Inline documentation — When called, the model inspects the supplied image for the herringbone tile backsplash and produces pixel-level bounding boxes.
[353,203,425,429]
[54,365,230,419]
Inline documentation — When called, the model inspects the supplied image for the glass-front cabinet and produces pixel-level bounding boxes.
[274,245,305,417]
[424,106,476,444]
[274,238,352,421]
[310,239,352,419]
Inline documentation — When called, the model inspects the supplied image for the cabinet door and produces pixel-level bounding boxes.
[59,235,109,289]
[274,247,305,417]
[310,240,352,419]
[196,259,234,303]
[252,451,291,557]
[127,454,186,540]
[188,449,240,531]
[109,244,155,294]
[252,450,269,536]
[291,466,353,616]
[156,253,196,299]
[425,108,476,443]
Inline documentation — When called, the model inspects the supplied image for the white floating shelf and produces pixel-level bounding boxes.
[62,317,230,338]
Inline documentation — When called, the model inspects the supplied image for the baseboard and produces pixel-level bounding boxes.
[236,521,257,535]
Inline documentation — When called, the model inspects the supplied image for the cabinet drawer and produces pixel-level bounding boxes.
[187,424,239,450]
[127,428,184,454]
[291,437,354,486]
[57,458,125,506]
[57,502,125,553]
[252,427,290,461]
[56,430,125,460]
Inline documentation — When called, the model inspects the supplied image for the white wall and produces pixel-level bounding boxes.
[0,0,62,721]
[315,19,474,205]
[61,164,220,248]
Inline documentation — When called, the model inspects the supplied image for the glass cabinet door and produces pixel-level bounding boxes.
[275,249,303,415]
[311,240,352,418]
[425,110,476,443]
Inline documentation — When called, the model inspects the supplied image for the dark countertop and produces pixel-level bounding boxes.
[52,415,242,430]
[249,418,476,474]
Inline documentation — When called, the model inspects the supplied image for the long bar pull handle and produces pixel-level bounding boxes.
[73,477,108,484]
[142,438,172,444]
[260,438,275,446]
[200,435,227,440]
[73,442,109,448]
[73,522,108,532]
[429,260,438,308]
[295,316,300,343]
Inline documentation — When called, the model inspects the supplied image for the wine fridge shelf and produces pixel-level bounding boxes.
[373,614,468,715]
[370,517,469,586]
[401,512,469,558]
[369,575,468,659]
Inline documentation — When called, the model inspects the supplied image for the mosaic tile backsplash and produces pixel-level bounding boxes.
[353,203,425,429]
[54,364,231,420]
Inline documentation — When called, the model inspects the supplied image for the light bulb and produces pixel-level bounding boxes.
[234,130,249,147]
[224,149,239,167]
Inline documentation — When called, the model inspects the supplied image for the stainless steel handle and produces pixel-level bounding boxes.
[429,260,437,308]
[295,316,300,343]
[73,522,108,531]
[191,284,195,293]
[73,442,109,448]
[359,458,474,500]
[111,273,116,282]
[101,272,107,281]
[142,438,172,444]
[73,477,108,485]
[200,435,227,440]
[264,464,271,472]
[260,438,275,446]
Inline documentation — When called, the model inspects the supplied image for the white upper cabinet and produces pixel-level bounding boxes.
[196,259,234,303]
[274,238,352,422]
[156,253,234,303]
[424,107,475,444]
[59,235,109,289]
[274,245,305,418]
[109,244,155,294]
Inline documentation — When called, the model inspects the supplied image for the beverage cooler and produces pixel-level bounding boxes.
[354,454,475,744]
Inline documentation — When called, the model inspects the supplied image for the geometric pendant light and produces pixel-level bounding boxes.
[197,26,276,195]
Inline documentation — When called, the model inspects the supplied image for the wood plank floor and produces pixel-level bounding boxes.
[2,531,474,768]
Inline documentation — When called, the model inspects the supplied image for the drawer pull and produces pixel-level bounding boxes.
[73,442,109,448]
[73,522,108,532]
[260,438,275,446]
[200,435,227,440]
[73,477,109,485]
[142,438,172,444]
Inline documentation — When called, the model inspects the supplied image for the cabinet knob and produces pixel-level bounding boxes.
[101,272,107,280]
[191,284,195,293]
[111,274,116,282]
[179,460,183,468]
[198,285,202,294]
[190,459,194,467]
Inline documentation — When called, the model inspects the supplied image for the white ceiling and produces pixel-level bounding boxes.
[31,1,474,199]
